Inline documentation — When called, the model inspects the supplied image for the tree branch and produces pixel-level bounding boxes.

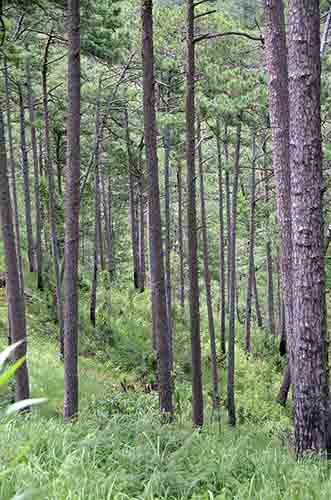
[194,31,264,46]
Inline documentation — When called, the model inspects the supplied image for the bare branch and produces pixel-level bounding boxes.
[194,9,217,20]
[194,31,264,46]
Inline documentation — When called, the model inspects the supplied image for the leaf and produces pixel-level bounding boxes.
[5,398,47,416]
[0,340,25,370]
[0,357,26,386]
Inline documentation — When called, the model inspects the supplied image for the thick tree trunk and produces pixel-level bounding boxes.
[18,84,35,273]
[244,126,257,353]
[186,0,203,427]
[64,0,80,421]
[4,58,24,293]
[177,164,185,310]
[227,121,242,426]
[0,107,30,402]
[264,0,293,404]
[142,0,173,416]
[164,125,172,367]
[288,0,330,456]
[26,48,44,290]
[42,36,64,354]
[198,119,220,409]
[216,118,226,354]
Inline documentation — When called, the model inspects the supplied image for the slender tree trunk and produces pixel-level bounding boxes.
[142,0,173,416]
[18,83,35,273]
[244,126,256,353]
[216,118,226,354]
[101,168,113,276]
[125,109,140,289]
[252,268,263,328]
[64,0,80,421]
[186,0,203,427]
[0,106,30,402]
[227,121,242,427]
[90,83,102,326]
[164,125,172,368]
[138,172,145,291]
[55,132,63,196]
[42,36,64,354]
[224,123,231,315]
[264,138,275,335]
[26,47,44,290]
[288,0,330,456]
[177,164,185,310]
[4,58,24,293]
[277,363,291,406]
[264,0,292,404]
[198,119,219,409]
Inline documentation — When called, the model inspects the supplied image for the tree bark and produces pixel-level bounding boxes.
[252,268,263,328]
[185,0,203,427]
[288,0,330,456]
[138,170,145,291]
[216,118,226,354]
[227,121,242,427]
[264,0,292,404]
[142,0,173,416]
[64,0,80,421]
[4,58,24,294]
[18,83,35,273]
[264,138,275,335]
[0,106,30,403]
[244,126,257,353]
[177,164,185,310]
[224,122,231,315]
[42,35,64,354]
[164,125,172,368]
[26,47,44,290]
[198,118,220,409]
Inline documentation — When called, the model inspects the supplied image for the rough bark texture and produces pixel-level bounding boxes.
[198,119,219,408]
[244,127,256,353]
[227,122,242,427]
[264,0,293,402]
[288,0,330,456]
[216,118,226,355]
[186,0,203,427]
[142,0,173,416]
[26,48,44,290]
[18,84,35,273]
[0,106,30,402]
[64,0,80,421]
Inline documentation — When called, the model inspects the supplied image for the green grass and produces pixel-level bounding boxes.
[1,282,331,499]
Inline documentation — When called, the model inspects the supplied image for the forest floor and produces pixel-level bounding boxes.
[1,280,331,499]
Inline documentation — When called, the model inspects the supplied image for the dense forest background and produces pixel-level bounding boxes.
[1,0,331,499]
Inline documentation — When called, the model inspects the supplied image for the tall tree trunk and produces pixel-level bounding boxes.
[227,121,242,427]
[101,168,113,276]
[142,0,173,416]
[90,83,103,326]
[64,0,80,421]
[42,35,64,354]
[177,164,185,310]
[125,109,140,290]
[138,171,145,290]
[216,118,226,354]
[164,125,172,367]
[224,122,231,315]
[264,138,275,335]
[252,268,263,327]
[244,126,257,353]
[0,106,30,402]
[26,47,44,290]
[55,132,63,196]
[288,0,330,456]
[18,83,35,273]
[264,0,292,404]
[4,58,24,293]
[198,119,220,409]
[186,0,203,427]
